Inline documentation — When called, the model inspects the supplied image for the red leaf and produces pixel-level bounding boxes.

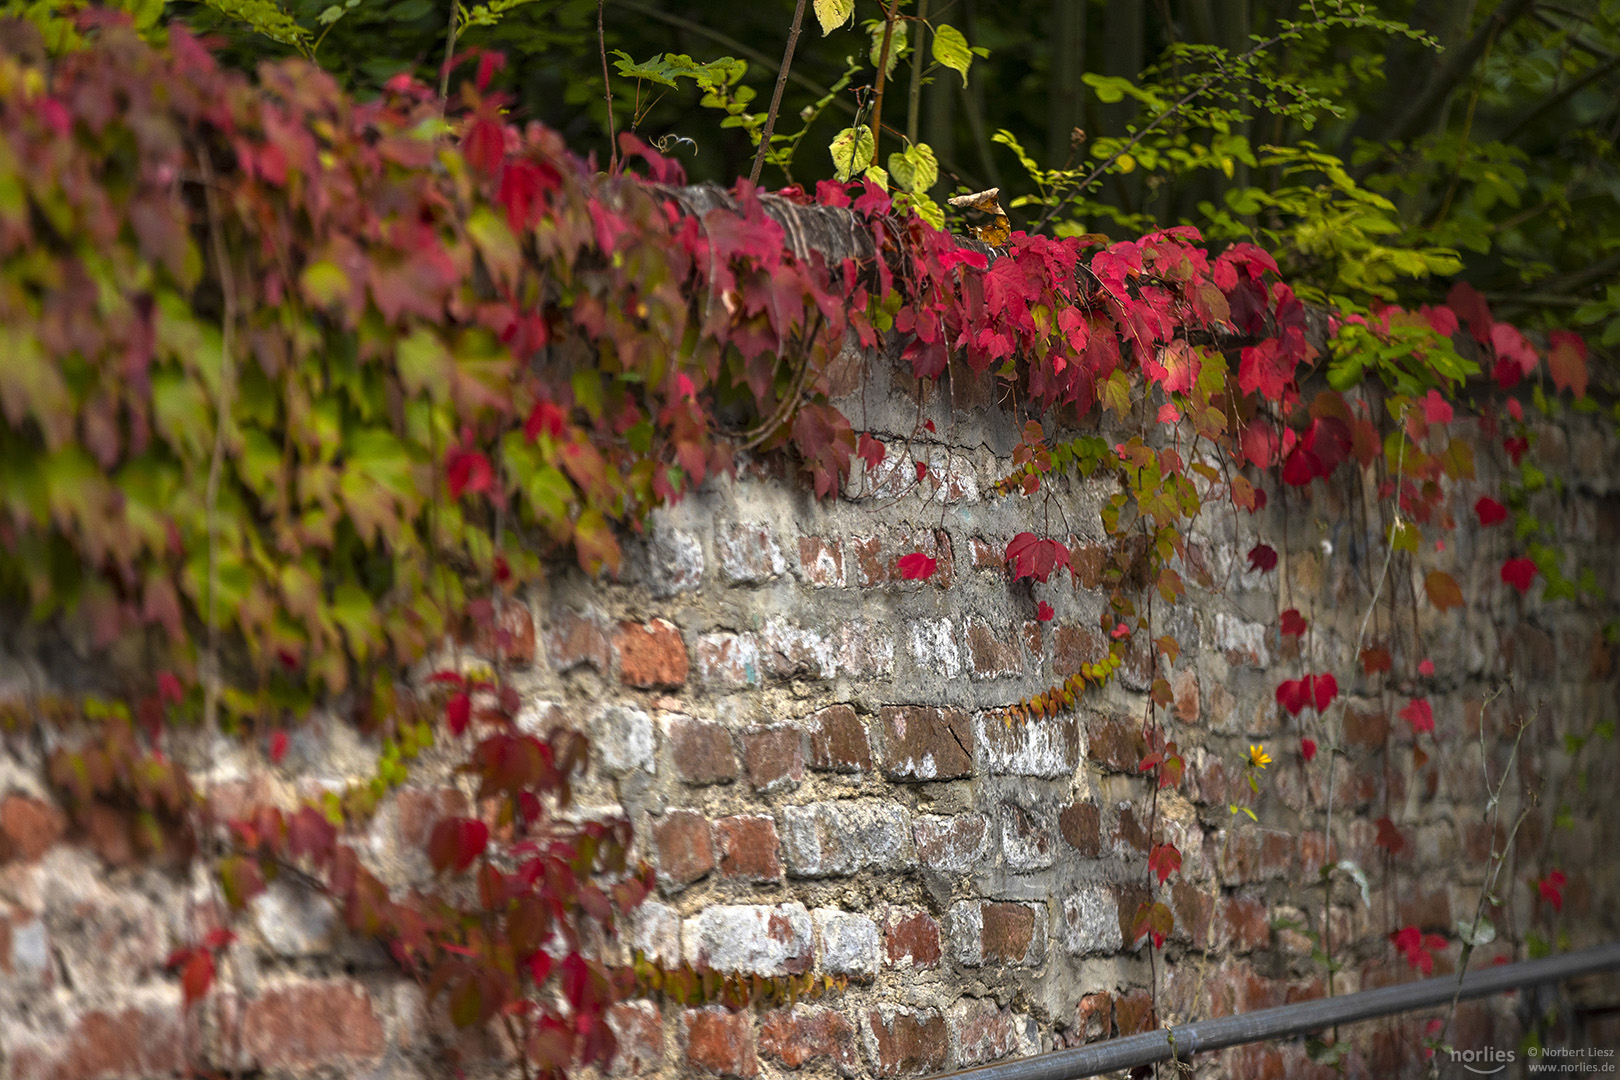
[1130,900,1175,948]
[1148,842,1182,886]
[857,433,886,470]
[1504,436,1529,465]
[156,671,185,705]
[446,692,472,735]
[1360,646,1393,675]
[269,730,289,764]
[1475,497,1508,526]
[1301,738,1317,762]
[1420,389,1453,426]
[1501,557,1536,593]
[897,552,938,581]
[1418,658,1435,676]
[1247,544,1278,573]
[429,817,490,874]
[1446,281,1493,343]
[1538,869,1567,912]
[1275,679,1308,716]
[1279,609,1308,637]
[1311,672,1338,713]
[1036,601,1055,622]
[1399,698,1434,735]
[1548,330,1588,397]
[179,949,214,1009]
[1376,817,1407,855]
[915,462,929,481]
[1424,571,1464,612]
[463,117,507,175]
[1006,532,1070,583]
[924,420,937,433]
[447,449,494,499]
[524,400,568,442]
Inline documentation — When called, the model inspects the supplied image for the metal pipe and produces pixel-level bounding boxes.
[924,942,1620,1080]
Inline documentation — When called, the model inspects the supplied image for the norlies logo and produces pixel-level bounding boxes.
[1450,1047,1517,1075]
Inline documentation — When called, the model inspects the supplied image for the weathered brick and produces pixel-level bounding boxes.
[718,522,787,585]
[1053,624,1105,677]
[862,1007,947,1077]
[882,911,941,969]
[965,621,1022,679]
[1071,544,1106,589]
[608,1001,664,1076]
[998,801,1055,871]
[1114,989,1156,1036]
[1398,888,1452,931]
[1058,801,1101,856]
[396,786,470,851]
[653,810,715,890]
[1220,828,1294,882]
[683,904,812,975]
[668,716,739,785]
[907,618,963,678]
[1022,621,1043,658]
[1214,613,1269,668]
[807,705,872,773]
[1062,887,1122,955]
[0,794,66,863]
[880,705,974,780]
[760,1007,858,1075]
[969,537,1003,569]
[949,999,1033,1068]
[760,620,836,680]
[468,600,535,665]
[741,725,806,793]
[7,1001,185,1080]
[715,815,782,883]
[912,814,988,872]
[852,535,892,587]
[1113,804,1152,854]
[835,621,896,677]
[650,523,705,597]
[616,619,689,688]
[1343,707,1389,748]
[948,901,1044,967]
[630,901,682,966]
[781,802,915,877]
[1217,895,1271,952]
[1087,715,1147,772]
[1074,992,1112,1041]
[594,703,656,776]
[813,909,881,978]
[241,979,385,1069]
[684,1007,758,1077]
[695,633,762,689]
[251,880,337,957]
[1173,668,1200,722]
[798,537,846,588]
[976,713,1080,776]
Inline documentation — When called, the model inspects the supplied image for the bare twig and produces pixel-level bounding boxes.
[905,0,929,145]
[869,0,901,161]
[750,0,809,185]
[599,0,618,172]
[438,0,458,103]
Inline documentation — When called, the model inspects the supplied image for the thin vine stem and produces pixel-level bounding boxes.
[750,0,809,185]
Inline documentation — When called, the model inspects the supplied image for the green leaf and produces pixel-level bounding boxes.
[198,0,313,49]
[829,126,875,182]
[931,24,972,86]
[869,20,906,76]
[813,0,853,35]
[1456,915,1496,947]
[397,328,453,401]
[887,142,938,193]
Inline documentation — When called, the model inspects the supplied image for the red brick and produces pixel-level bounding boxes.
[1058,802,1100,856]
[883,912,941,969]
[1114,989,1156,1035]
[546,607,611,671]
[852,536,891,587]
[880,706,973,780]
[8,1005,185,1080]
[81,804,135,867]
[807,705,871,773]
[969,537,1002,569]
[1343,706,1389,748]
[1113,805,1151,854]
[615,619,689,688]
[396,786,471,851]
[241,979,385,1069]
[1171,879,1213,948]
[1074,992,1112,1041]
[1217,895,1270,952]
[1225,1043,1286,1080]
[1054,624,1105,677]
[1021,621,1043,657]
[980,902,1036,964]
[684,1007,758,1077]
[1397,887,1452,931]
[1070,544,1106,589]
[759,1007,857,1073]
[473,600,535,665]
[608,1001,664,1076]
[669,717,738,785]
[966,621,1022,678]
[0,794,66,863]
[1087,715,1146,772]
[950,999,1021,1066]
[864,1008,947,1077]
[914,814,987,870]
[1172,668,1199,722]
[741,726,805,793]
[715,815,782,882]
[653,811,715,889]
[798,538,845,588]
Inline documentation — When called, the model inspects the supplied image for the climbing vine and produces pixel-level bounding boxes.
[0,7,1606,1074]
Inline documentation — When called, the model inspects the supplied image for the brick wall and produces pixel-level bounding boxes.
[2,353,1618,1079]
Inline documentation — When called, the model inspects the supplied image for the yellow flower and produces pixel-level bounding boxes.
[1247,744,1272,770]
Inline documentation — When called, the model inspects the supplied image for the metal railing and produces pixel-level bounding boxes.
[924,942,1620,1080]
